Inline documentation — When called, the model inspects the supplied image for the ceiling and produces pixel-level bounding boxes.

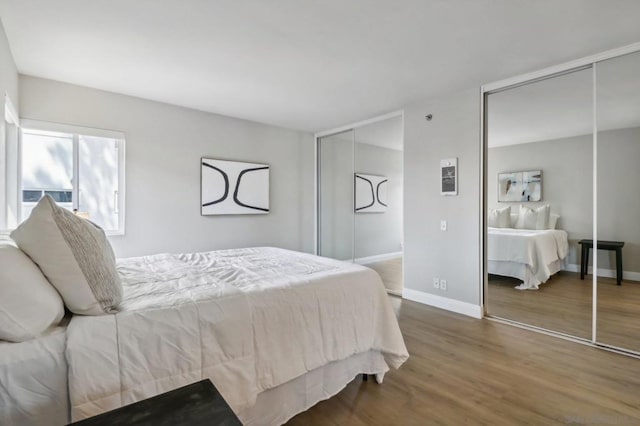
[2,1,640,132]
[354,115,403,151]
[488,51,640,147]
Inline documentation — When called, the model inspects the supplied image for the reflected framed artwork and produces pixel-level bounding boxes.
[498,170,542,202]
[354,173,387,213]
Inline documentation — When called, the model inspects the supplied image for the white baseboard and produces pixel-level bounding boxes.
[402,288,483,319]
[354,251,403,265]
[563,264,640,282]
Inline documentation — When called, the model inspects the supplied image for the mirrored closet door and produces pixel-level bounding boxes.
[317,116,404,294]
[354,116,404,295]
[595,50,640,353]
[318,130,355,261]
[485,45,640,354]
[485,67,594,339]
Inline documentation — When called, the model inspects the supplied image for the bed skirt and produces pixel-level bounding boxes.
[238,349,389,425]
[488,259,563,290]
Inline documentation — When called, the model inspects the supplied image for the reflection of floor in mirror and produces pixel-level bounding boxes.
[488,271,640,352]
[364,257,403,295]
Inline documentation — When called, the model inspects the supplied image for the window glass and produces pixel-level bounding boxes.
[78,135,120,231]
[18,125,125,234]
[21,131,73,220]
[44,190,73,203]
[22,190,42,202]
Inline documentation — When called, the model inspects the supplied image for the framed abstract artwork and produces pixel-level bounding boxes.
[201,158,270,215]
[441,158,458,196]
[498,170,542,202]
[354,173,387,213]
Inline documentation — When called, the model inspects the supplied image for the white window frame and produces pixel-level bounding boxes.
[19,119,126,236]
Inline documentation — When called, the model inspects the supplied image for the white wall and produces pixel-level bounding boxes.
[354,143,403,259]
[598,126,640,274]
[488,127,640,273]
[403,88,481,309]
[488,134,593,266]
[318,132,354,261]
[19,76,315,258]
[0,18,19,230]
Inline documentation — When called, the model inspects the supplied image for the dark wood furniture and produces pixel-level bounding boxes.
[68,379,241,426]
[578,239,625,285]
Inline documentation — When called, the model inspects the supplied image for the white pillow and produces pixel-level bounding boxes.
[0,240,65,342]
[548,214,560,230]
[10,195,122,316]
[488,206,511,228]
[515,204,550,230]
[509,213,519,228]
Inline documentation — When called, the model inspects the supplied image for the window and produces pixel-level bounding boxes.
[17,121,125,234]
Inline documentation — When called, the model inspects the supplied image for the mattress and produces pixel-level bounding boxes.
[487,228,569,289]
[0,323,69,426]
[66,247,408,423]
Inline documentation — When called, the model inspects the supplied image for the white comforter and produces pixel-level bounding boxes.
[66,247,408,422]
[488,228,569,289]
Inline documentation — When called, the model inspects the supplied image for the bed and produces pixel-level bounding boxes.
[0,322,69,426]
[61,246,408,425]
[487,227,569,289]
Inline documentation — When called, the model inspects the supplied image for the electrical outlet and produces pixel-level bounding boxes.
[440,220,447,231]
[433,278,440,289]
[440,279,447,291]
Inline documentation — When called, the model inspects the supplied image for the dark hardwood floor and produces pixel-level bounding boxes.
[287,297,640,425]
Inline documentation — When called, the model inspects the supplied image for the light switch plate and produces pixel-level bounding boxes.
[440,220,447,231]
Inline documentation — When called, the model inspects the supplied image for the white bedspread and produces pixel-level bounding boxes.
[0,326,69,426]
[487,228,569,289]
[66,247,408,422]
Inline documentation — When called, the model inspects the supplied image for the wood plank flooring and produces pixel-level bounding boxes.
[287,297,640,425]
[364,257,403,294]
[488,271,640,352]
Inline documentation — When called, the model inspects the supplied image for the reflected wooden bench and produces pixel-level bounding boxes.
[578,239,624,286]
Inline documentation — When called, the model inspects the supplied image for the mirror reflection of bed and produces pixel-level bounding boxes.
[486,206,593,338]
[485,53,640,353]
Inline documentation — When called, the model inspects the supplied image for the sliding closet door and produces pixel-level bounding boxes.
[318,130,354,261]
[485,67,594,339]
[353,116,404,293]
[595,51,640,353]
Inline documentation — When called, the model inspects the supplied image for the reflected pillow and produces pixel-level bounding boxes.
[10,195,122,315]
[515,204,550,230]
[488,206,511,228]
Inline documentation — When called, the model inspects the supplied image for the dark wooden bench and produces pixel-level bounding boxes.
[578,239,625,285]
[68,379,241,426]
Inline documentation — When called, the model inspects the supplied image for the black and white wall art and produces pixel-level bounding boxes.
[201,158,270,215]
[354,173,388,213]
[441,158,458,196]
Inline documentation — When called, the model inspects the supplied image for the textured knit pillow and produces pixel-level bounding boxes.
[0,240,65,341]
[10,195,122,315]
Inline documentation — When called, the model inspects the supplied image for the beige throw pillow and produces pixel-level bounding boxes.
[515,204,550,230]
[488,206,511,228]
[10,195,122,315]
[0,240,65,342]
